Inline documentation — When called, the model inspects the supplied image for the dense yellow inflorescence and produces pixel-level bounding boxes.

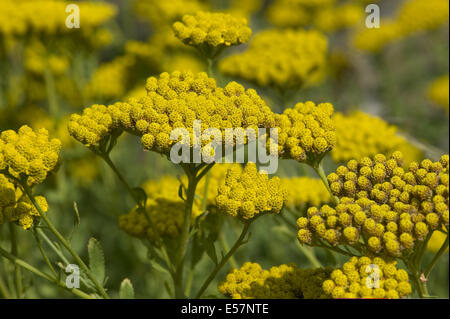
[322,256,412,299]
[69,71,275,158]
[332,111,422,164]
[0,174,48,229]
[0,125,61,186]
[353,0,449,53]
[297,152,449,257]
[0,0,117,37]
[314,3,364,33]
[216,163,288,220]
[273,102,336,163]
[173,12,252,48]
[218,262,331,299]
[282,177,332,209]
[428,75,449,112]
[219,29,328,89]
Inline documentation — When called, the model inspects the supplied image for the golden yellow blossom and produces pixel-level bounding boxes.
[219,29,328,89]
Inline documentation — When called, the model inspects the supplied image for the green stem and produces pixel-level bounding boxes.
[0,272,10,299]
[0,246,92,299]
[8,223,22,298]
[312,160,339,206]
[207,58,214,78]
[184,267,195,298]
[44,67,59,118]
[296,242,322,268]
[174,167,198,298]
[219,232,238,269]
[424,233,449,278]
[195,221,251,299]
[32,228,57,277]
[20,183,110,299]
[101,154,173,273]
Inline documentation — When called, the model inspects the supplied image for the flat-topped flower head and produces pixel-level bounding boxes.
[218,262,331,299]
[173,11,252,48]
[219,29,328,89]
[0,173,48,229]
[0,125,61,186]
[297,152,449,257]
[69,71,275,162]
[322,256,412,299]
[332,111,422,164]
[215,163,288,220]
[272,101,336,163]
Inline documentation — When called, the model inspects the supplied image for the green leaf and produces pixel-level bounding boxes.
[149,259,171,276]
[88,238,105,286]
[73,202,81,228]
[205,237,218,265]
[132,187,147,207]
[119,279,134,299]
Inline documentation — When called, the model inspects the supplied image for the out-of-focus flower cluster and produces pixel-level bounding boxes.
[0,0,116,37]
[266,0,365,32]
[273,102,336,163]
[353,0,449,53]
[218,262,331,299]
[119,164,237,240]
[219,29,328,89]
[0,125,61,186]
[282,177,332,209]
[69,71,275,158]
[135,0,208,29]
[428,75,449,112]
[322,256,412,298]
[173,12,252,48]
[297,152,449,257]
[216,163,288,220]
[332,111,422,164]
[0,174,48,229]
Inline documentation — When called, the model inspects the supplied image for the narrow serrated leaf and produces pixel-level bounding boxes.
[119,279,134,299]
[88,238,105,286]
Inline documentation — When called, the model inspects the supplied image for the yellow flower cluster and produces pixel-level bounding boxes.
[0,0,117,37]
[219,29,328,89]
[332,111,422,164]
[84,56,135,100]
[266,0,335,28]
[0,174,48,229]
[119,198,190,240]
[24,40,69,76]
[297,152,449,257]
[0,125,61,186]
[218,262,331,299]
[315,3,364,33]
[173,12,252,48]
[428,75,449,112]
[322,256,412,299]
[282,177,332,209]
[274,102,336,163]
[353,0,449,53]
[216,163,288,220]
[69,71,275,157]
